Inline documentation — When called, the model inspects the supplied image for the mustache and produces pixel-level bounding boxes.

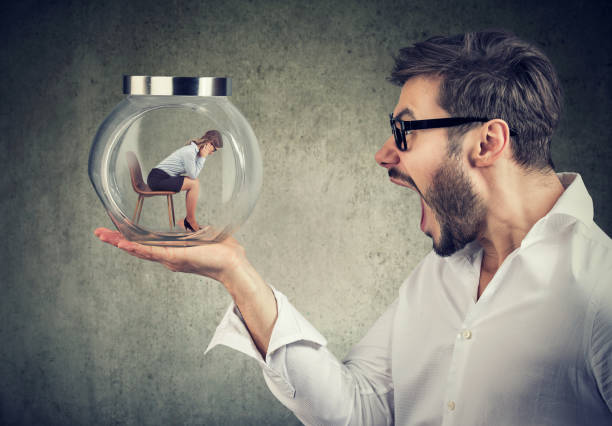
[388,168,424,197]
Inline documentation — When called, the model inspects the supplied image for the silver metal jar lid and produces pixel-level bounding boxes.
[123,76,231,96]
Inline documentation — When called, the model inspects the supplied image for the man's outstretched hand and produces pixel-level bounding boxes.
[94,227,245,283]
[93,227,277,355]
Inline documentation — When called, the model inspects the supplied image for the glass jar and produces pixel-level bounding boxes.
[89,76,262,246]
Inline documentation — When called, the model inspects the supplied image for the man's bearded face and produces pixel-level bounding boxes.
[424,154,486,257]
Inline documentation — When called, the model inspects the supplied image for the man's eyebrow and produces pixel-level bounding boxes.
[393,107,416,120]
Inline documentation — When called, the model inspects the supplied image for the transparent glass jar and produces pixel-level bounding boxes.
[89,76,262,246]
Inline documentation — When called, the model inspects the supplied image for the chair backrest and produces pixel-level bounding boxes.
[126,151,148,193]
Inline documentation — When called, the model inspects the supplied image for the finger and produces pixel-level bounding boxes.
[119,244,188,273]
[95,228,182,270]
[94,227,114,237]
[95,228,125,247]
[117,240,167,262]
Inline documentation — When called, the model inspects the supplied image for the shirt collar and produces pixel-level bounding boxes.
[444,172,593,267]
[191,141,199,153]
[545,172,593,226]
[517,172,593,248]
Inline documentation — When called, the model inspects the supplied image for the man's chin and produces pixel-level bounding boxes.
[431,230,470,257]
[432,241,457,257]
[426,231,451,257]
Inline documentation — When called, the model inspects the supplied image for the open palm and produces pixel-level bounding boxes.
[94,227,245,283]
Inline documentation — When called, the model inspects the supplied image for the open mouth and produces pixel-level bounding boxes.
[389,176,414,189]
[388,168,420,191]
[388,171,429,233]
[389,175,423,199]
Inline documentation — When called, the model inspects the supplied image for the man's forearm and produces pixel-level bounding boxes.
[221,260,278,357]
[207,287,396,426]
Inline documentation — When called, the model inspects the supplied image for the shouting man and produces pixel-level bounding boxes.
[96,30,612,425]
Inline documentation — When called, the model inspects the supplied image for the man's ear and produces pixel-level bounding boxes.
[469,119,511,167]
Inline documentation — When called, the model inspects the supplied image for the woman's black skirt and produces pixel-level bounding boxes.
[147,168,184,193]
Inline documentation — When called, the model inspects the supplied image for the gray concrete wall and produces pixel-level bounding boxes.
[1,0,610,424]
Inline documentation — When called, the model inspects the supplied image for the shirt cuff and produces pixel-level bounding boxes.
[205,288,327,367]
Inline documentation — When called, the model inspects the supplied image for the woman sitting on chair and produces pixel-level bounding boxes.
[147,130,222,232]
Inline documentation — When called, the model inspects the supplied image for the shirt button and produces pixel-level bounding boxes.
[447,400,456,411]
[462,329,472,340]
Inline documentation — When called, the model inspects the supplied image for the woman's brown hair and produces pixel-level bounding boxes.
[188,130,223,149]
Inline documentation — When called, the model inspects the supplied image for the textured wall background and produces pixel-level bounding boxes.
[1,0,610,424]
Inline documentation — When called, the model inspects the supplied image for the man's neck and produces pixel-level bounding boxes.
[475,170,564,300]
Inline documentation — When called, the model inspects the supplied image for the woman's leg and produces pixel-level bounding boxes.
[181,177,200,229]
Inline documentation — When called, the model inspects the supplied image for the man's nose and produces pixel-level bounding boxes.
[375,136,400,169]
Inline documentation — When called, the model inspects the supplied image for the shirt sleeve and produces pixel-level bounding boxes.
[182,145,205,179]
[206,288,396,425]
[589,269,612,412]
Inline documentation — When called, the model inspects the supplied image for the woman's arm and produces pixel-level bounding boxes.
[182,144,205,179]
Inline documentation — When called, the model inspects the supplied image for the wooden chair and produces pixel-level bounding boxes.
[126,151,176,228]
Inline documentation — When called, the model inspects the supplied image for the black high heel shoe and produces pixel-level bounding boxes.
[184,218,197,232]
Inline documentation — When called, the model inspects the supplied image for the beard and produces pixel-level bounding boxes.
[424,157,486,256]
[389,156,486,257]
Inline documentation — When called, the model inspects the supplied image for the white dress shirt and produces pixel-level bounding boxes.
[206,173,612,425]
[155,142,205,179]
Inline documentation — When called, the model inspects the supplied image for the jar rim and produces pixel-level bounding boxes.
[123,76,231,96]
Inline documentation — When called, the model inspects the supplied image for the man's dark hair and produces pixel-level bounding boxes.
[390,30,562,170]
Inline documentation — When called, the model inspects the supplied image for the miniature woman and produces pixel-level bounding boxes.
[147,130,222,232]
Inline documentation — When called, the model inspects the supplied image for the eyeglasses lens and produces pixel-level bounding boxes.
[389,114,407,151]
[395,124,406,151]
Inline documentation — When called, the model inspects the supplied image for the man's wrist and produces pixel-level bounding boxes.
[213,255,261,298]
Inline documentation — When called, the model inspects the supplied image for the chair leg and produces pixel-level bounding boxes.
[133,195,143,223]
[167,195,174,228]
[136,196,144,223]
[169,195,176,228]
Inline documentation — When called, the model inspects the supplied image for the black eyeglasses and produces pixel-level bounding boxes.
[389,113,518,151]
